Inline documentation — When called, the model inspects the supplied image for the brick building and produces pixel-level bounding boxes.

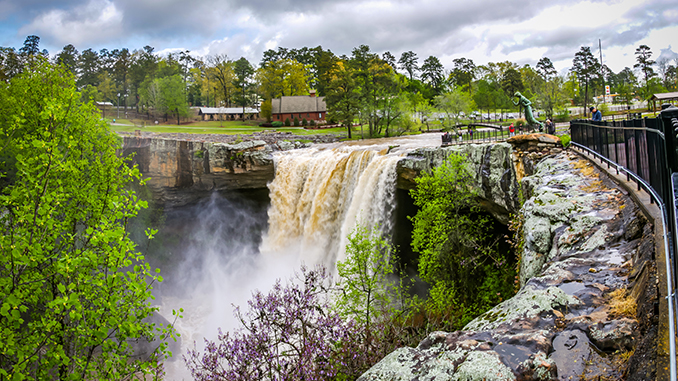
[271,91,327,122]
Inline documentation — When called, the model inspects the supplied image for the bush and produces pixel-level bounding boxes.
[293,117,299,126]
[272,121,284,127]
[310,120,316,127]
[284,117,291,126]
[259,122,273,127]
[185,266,381,380]
[302,118,307,126]
[560,134,571,148]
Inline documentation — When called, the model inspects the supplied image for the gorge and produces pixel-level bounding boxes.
[121,132,659,380]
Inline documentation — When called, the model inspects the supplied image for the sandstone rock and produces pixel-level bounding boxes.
[589,318,637,351]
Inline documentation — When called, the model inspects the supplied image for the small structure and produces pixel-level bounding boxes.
[650,92,678,110]
[198,107,260,121]
[271,91,327,123]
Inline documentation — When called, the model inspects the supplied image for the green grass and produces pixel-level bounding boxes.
[106,117,350,136]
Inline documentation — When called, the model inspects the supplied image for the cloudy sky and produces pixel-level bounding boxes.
[1,0,676,74]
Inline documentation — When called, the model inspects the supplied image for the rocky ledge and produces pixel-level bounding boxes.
[359,151,657,380]
[118,131,344,208]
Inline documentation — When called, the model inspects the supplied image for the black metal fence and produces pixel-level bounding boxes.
[571,109,678,379]
[570,117,671,205]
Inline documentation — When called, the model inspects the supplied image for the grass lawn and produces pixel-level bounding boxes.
[106,117,350,136]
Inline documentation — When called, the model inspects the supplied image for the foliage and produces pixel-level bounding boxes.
[434,87,473,130]
[272,121,284,127]
[185,266,364,380]
[409,153,516,328]
[335,224,395,334]
[293,116,299,126]
[571,46,600,114]
[284,117,291,127]
[0,60,175,380]
[560,134,572,148]
[554,107,570,123]
[325,60,361,139]
[302,118,307,126]
[260,98,272,122]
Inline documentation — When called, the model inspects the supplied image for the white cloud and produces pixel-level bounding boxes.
[19,0,123,47]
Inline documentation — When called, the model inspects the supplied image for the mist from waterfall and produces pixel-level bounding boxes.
[153,145,401,379]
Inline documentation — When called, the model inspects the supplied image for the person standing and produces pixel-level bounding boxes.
[590,106,602,122]
[509,123,515,137]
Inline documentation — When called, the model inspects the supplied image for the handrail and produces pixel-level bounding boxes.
[572,120,666,137]
[572,141,677,380]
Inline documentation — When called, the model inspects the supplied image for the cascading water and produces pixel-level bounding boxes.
[261,146,400,266]
[153,141,417,379]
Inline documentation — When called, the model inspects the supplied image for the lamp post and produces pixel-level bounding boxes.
[117,92,120,119]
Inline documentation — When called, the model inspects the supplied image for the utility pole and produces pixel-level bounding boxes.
[599,39,606,104]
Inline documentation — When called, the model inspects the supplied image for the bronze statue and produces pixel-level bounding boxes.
[512,92,543,131]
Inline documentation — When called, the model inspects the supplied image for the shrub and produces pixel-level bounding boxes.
[560,134,571,148]
[272,121,284,127]
[185,266,367,380]
[310,120,316,127]
[284,117,291,126]
[302,118,308,126]
[293,117,300,126]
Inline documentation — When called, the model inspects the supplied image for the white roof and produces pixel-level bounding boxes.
[199,107,259,114]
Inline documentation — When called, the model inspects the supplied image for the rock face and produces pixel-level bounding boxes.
[359,148,656,380]
[396,142,521,225]
[121,137,278,207]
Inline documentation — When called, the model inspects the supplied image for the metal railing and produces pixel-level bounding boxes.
[441,124,511,146]
[570,117,677,380]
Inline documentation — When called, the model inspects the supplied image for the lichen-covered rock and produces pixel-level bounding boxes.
[360,150,652,380]
[396,143,520,224]
[589,318,637,351]
[464,285,580,332]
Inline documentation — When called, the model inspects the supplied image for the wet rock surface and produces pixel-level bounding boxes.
[359,150,657,381]
[396,142,521,224]
[118,131,342,208]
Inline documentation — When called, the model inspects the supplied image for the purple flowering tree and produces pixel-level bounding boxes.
[185,265,368,380]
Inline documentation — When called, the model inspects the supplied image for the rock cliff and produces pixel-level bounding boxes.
[121,137,277,207]
[360,146,657,380]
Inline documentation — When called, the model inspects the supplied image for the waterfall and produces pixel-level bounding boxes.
[155,142,409,379]
[261,146,400,267]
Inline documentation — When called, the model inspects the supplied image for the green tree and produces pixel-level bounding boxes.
[434,87,473,130]
[572,46,600,116]
[336,223,396,346]
[0,60,176,380]
[398,51,419,80]
[157,74,190,124]
[55,44,79,74]
[325,60,361,138]
[634,44,656,100]
[410,153,515,328]
[233,57,255,116]
[449,58,476,92]
[501,67,524,98]
[260,98,272,122]
[77,48,101,88]
[420,56,445,96]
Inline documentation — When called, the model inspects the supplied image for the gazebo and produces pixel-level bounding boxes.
[650,92,678,110]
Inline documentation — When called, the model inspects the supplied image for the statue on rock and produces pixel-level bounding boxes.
[512,91,543,132]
